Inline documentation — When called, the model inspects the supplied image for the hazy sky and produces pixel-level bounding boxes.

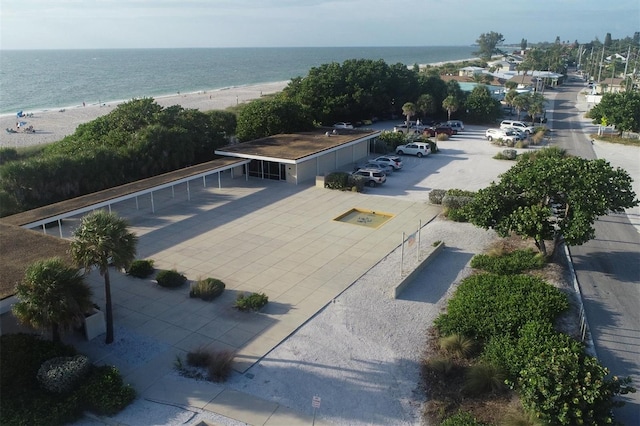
[1,0,639,50]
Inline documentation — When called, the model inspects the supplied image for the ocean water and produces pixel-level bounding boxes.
[0,46,477,115]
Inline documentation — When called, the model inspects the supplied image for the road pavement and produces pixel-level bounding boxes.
[549,75,640,425]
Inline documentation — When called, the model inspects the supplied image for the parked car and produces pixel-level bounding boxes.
[445,120,464,132]
[356,162,394,175]
[393,123,418,134]
[333,122,354,129]
[372,155,403,170]
[502,126,527,139]
[395,142,431,157]
[423,126,455,137]
[499,120,535,135]
[352,169,386,187]
[485,128,520,143]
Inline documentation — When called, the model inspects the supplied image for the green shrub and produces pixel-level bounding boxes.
[428,140,439,153]
[0,147,19,165]
[440,410,488,426]
[429,189,447,204]
[518,346,635,425]
[234,292,269,311]
[155,269,187,288]
[37,355,91,394]
[463,363,506,395]
[324,172,350,190]
[434,273,569,340]
[481,321,583,381]
[1,392,83,426]
[0,333,76,398]
[347,174,365,192]
[80,365,136,416]
[127,259,155,278]
[444,207,471,222]
[470,249,545,275]
[442,192,473,209]
[190,278,225,301]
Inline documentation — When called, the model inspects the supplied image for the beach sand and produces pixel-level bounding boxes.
[0,81,289,148]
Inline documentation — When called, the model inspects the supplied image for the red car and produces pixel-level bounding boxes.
[422,125,456,137]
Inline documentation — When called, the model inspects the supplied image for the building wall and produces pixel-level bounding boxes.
[294,137,372,183]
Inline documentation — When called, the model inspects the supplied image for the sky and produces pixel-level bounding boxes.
[1,0,639,50]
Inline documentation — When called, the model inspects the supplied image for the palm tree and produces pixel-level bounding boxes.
[442,95,459,121]
[71,210,138,344]
[12,257,93,342]
[402,102,416,127]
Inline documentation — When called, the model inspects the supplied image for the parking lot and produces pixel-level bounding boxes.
[355,121,518,201]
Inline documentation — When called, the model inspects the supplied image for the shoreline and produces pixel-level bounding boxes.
[0,56,484,149]
[0,81,290,148]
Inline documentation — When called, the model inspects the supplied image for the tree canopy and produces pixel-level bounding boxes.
[587,91,640,134]
[12,258,93,342]
[235,96,313,141]
[474,31,505,61]
[466,148,638,256]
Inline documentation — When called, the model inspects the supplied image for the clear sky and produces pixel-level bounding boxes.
[1,0,639,50]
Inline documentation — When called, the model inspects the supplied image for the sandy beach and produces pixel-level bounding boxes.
[0,81,289,148]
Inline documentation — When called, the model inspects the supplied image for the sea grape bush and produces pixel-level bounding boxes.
[518,346,635,425]
[434,273,569,340]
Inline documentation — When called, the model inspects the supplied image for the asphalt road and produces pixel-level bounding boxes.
[549,75,640,425]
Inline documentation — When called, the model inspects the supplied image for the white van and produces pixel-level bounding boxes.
[500,120,535,134]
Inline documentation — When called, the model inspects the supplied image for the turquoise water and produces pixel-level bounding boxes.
[0,46,477,114]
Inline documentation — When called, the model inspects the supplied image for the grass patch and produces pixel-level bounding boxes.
[590,133,640,146]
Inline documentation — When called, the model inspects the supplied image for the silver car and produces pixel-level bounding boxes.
[357,162,393,174]
[372,155,403,170]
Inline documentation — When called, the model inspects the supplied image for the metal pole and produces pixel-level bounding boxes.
[417,220,421,262]
[401,232,405,276]
[58,219,63,238]
[187,181,191,201]
[150,191,155,214]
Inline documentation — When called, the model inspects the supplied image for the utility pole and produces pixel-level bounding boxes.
[597,43,605,82]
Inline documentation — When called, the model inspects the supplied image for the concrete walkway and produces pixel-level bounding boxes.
[61,175,440,425]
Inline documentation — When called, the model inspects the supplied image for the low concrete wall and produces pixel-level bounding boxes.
[392,242,444,298]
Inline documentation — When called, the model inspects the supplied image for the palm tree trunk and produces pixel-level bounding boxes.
[104,269,114,344]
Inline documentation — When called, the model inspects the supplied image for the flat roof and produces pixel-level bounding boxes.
[0,222,74,300]
[215,128,379,163]
[1,157,248,228]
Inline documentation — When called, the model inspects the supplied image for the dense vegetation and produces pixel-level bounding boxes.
[0,99,236,216]
[0,334,135,425]
[466,147,638,257]
[425,247,634,425]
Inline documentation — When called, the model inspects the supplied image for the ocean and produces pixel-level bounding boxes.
[0,46,477,115]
